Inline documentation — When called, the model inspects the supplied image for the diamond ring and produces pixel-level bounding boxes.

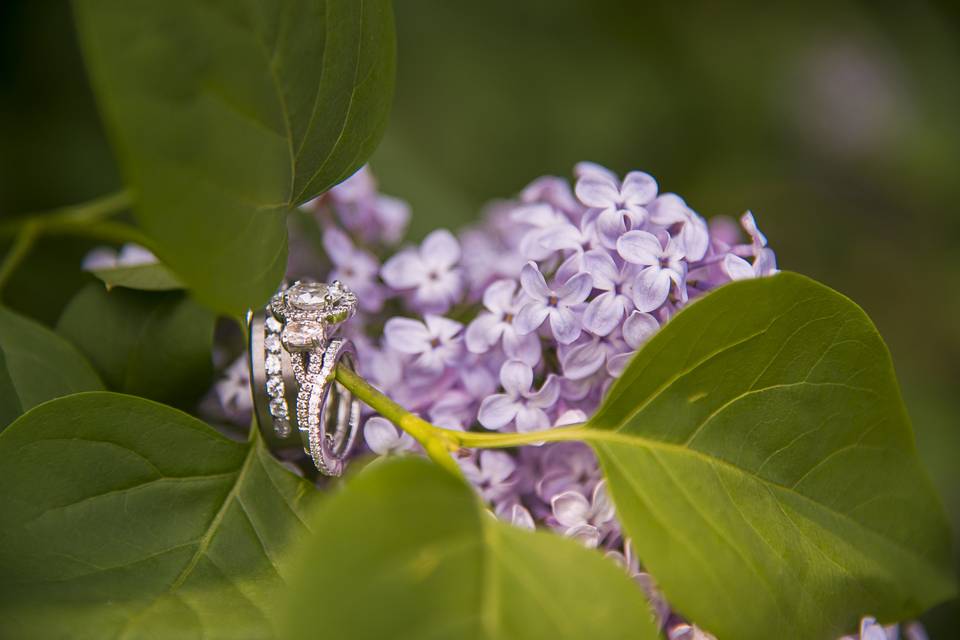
[248,280,361,475]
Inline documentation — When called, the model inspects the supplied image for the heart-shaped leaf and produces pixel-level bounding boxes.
[0,307,103,428]
[73,0,397,313]
[0,392,315,639]
[57,284,216,407]
[282,457,660,640]
[586,272,957,639]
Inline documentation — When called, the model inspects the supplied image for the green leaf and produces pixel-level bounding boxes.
[0,392,315,639]
[73,0,397,314]
[586,272,957,639]
[282,457,660,640]
[0,306,103,427]
[57,284,216,407]
[90,262,185,291]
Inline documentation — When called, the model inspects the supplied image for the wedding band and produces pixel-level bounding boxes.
[248,280,360,475]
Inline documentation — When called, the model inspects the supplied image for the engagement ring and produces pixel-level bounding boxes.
[248,280,360,475]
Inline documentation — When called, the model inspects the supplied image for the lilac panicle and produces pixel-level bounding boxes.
[200,163,922,638]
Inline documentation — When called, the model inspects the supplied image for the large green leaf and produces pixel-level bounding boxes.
[0,306,103,428]
[585,272,957,639]
[282,457,660,640]
[73,0,396,313]
[57,284,216,407]
[0,392,315,639]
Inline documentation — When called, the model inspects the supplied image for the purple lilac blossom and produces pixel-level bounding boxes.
[201,163,924,639]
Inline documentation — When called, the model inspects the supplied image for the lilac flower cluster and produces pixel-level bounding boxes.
[204,164,923,639]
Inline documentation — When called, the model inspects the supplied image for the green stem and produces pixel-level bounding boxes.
[0,222,41,297]
[333,363,594,470]
[0,190,152,292]
[0,190,133,236]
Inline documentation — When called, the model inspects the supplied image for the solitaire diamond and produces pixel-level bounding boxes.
[287,282,330,310]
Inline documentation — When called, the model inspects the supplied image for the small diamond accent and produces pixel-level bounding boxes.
[270,397,288,418]
[265,333,281,353]
[265,354,282,375]
[265,316,282,333]
[266,376,283,397]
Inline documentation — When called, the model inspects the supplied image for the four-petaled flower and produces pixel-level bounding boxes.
[381,229,464,313]
[550,480,617,548]
[575,167,658,248]
[581,249,636,336]
[514,261,592,344]
[478,360,560,432]
[460,450,517,505]
[465,278,541,365]
[617,230,687,311]
[384,314,463,375]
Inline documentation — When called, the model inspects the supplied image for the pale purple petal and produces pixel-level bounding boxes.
[566,523,601,549]
[552,491,591,527]
[381,249,424,289]
[421,229,461,268]
[557,271,593,305]
[595,208,629,249]
[384,317,431,353]
[465,313,502,353]
[592,481,616,524]
[561,339,606,380]
[679,212,710,262]
[322,227,354,265]
[621,171,658,205]
[526,374,561,409]
[583,291,626,336]
[754,248,778,276]
[506,504,535,530]
[574,176,619,208]
[538,223,585,252]
[516,406,551,433]
[117,244,158,266]
[82,247,117,271]
[548,307,581,345]
[617,230,662,266]
[502,330,542,366]
[646,193,690,226]
[483,279,518,314]
[574,161,618,182]
[622,311,660,349]
[499,360,533,397]
[373,195,410,244]
[632,267,672,312]
[364,417,400,455]
[519,261,550,301]
[478,394,520,430]
[740,211,767,248]
[582,249,619,290]
[514,302,550,335]
[723,253,756,281]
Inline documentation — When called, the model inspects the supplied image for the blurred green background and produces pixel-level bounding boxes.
[2,0,958,632]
